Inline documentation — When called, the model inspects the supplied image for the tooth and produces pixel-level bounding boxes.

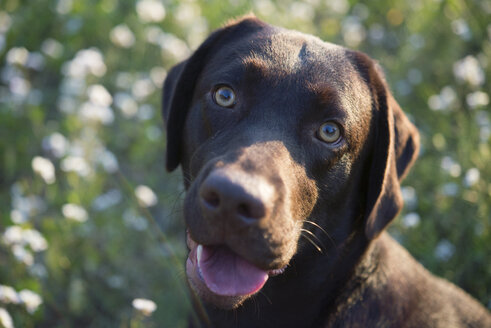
[197,245,202,264]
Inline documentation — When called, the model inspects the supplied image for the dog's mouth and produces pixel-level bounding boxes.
[185,231,286,306]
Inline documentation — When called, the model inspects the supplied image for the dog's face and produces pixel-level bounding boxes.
[162,17,419,309]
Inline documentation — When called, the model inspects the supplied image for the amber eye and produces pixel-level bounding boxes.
[213,85,236,108]
[317,122,341,143]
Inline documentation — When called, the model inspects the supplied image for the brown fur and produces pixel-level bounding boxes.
[162,16,491,328]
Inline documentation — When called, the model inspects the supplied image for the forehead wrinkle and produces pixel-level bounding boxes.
[306,82,340,109]
[237,35,308,77]
[240,54,276,80]
[202,54,246,84]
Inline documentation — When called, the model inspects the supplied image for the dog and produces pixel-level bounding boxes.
[162,16,491,328]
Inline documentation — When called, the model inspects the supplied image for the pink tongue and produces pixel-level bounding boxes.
[198,245,268,296]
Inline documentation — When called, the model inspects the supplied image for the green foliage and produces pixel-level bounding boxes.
[0,0,489,326]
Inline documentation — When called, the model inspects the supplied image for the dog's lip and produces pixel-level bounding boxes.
[185,231,287,299]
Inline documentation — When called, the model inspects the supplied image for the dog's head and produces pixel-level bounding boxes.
[162,16,419,309]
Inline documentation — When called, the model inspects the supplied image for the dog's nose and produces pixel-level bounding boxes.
[199,170,274,224]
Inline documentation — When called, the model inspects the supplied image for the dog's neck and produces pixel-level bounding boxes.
[192,229,379,328]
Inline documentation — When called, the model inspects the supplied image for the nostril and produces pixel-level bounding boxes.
[237,203,251,218]
[199,170,271,224]
[237,200,265,220]
[202,190,220,209]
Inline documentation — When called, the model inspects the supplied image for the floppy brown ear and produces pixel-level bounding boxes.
[162,16,268,172]
[348,51,420,240]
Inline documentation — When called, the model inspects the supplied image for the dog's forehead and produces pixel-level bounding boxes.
[204,28,356,84]
[243,31,346,73]
[196,27,373,139]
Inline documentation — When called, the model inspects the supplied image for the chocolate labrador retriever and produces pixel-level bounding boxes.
[162,16,490,328]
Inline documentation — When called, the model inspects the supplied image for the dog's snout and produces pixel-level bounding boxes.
[199,170,275,224]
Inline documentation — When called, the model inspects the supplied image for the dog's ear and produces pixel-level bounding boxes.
[348,51,420,240]
[162,15,267,172]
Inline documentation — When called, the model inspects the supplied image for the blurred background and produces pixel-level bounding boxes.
[0,0,490,327]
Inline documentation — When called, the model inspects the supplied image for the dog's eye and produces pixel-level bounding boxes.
[317,122,341,143]
[213,86,236,108]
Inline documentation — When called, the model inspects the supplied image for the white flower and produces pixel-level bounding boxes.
[402,212,420,228]
[184,18,214,49]
[9,76,31,97]
[342,16,366,47]
[174,3,201,25]
[32,156,56,184]
[400,186,417,209]
[136,0,166,22]
[369,25,386,46]
[56,0,73,14]
[10,209,27,224]
[97,149,119,173]
[440,86,457,105]
[18,290,42,314]
[6,47,29,66]
[87,84,112,107]
[464,168,480,187]
[2,226,24,245]
[41,38,64,58]
[451,19,471,40]
[78,48,107,77]
[28,263,47,278]
[434,239,455,261]
[0,308,14,328]
[114,92,138,118]
[26,52,45,71]
[3,226,48,252]
[159,33,190,62]
[453,56,485,86]
[137,104,155,121]
[466,91,489,108]
[42,132,69,158]
[59,77,85,97]
[110,24,135,48]
[0,11,12,33]
[123,209,148,231]
[23,229,48,252]
[92,189,122,211]
[61,156,91,177]
[12,194,46,218]
[62,48,107,78]
[428,86,457,111]
[131,78,155,100]
[290,2,315,21]
[441,182,459,197]
[326,0,349,14]
[132,298,157,316]
[440,156,461,177]
[12,245,34,266]
[135,185,157,207]
[144,26,163,44]
[0,285,20,304]
[78,102,114,125]
[62,203,88,222]
[150,66,167,86]
[115,72,134,89]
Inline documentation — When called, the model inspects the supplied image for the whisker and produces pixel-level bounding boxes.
[300,232,323,253]
[252,294,260,317]
[258,290,272,305]
[300,228,326,252]
[304,220,337,250]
